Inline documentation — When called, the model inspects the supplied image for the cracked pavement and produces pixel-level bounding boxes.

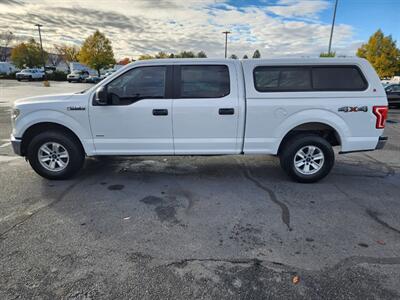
[1,80,400,299]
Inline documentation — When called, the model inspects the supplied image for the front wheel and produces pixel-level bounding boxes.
[27,131,85,180]
[279,134,334,183]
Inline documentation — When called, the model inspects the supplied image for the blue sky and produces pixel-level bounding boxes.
[320,0,399,43]
[228,0,399,44]
[0,0,398,59]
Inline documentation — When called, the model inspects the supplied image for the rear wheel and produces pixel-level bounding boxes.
[279,134,334,183]
[27,131,85,180]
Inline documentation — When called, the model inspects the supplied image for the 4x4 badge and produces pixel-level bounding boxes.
[338,106,368,112]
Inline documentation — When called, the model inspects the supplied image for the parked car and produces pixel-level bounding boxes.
[85,75,101,84]
[15,69,44,81]
[67,70,89,83]
[385,83,400,107]
[10,58,388,182]
[100,70,116,80]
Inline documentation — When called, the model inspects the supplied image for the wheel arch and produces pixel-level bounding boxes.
[21,122,86,156]
[277,122,342,155]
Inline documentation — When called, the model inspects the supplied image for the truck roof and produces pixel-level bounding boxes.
[132,57,368,65]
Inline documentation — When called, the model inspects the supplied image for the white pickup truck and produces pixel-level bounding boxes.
[10,58,388,182]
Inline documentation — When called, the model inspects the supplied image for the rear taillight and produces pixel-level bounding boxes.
[373,106,388,129]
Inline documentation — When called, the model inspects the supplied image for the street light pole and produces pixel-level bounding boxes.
[222,31,231,59]
[328,0,338,55]
[35,24,46,75]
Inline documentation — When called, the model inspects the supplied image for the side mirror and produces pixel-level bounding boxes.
[95,86,108,105]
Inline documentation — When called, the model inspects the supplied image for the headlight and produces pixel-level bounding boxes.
[11,108,20,120]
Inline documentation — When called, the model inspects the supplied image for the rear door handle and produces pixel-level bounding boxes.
[219,108,235,115]
[152,109,168,116]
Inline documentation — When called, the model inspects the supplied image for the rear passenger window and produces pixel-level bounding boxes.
[254,65,368,92]
[254,67,311,92]
[312,67,367,91]
[179,65,230,98]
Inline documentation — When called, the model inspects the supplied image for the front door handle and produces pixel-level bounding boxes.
[219,108,234,115]
[153,109,168,116]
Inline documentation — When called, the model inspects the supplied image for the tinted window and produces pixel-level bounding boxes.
[254,67,311,92]
[106,66,166,105]
[312,67,367,91]
[179,65,230,98]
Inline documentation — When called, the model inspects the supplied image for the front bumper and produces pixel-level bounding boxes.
[375,136,388,150]
[10,135,22,156]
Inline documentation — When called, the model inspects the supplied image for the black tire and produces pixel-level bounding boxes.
[17,78,21,81]
[28,76,33,81]
[279,134,334,183]
[27,131,85,180]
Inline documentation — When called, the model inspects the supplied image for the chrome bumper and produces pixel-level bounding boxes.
[10,135,22,156]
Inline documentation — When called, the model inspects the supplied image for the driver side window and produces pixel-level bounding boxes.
[106,66,166,105]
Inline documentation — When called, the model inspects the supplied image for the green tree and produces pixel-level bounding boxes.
[252,49,261,58]
[196,51,207,58]
[78,30,115,76]
[155,51,169,59]
[11,38,45,68]
[320,52,336,57]
[175,51,196,58]
[229,54,238,59]
[357,29,400,78]
[243,54,248,59]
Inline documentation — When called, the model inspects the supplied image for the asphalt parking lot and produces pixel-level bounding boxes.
[0,80,399,299]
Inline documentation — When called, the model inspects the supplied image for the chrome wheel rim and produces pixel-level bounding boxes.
[38,142,69,172]
[294,145,324,175]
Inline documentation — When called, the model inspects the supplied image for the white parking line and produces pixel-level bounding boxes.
[0,142,11,148]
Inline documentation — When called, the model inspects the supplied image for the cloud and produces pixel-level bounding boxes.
[0,0,357,59]
[265,0,330,19]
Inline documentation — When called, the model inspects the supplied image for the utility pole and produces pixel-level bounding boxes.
[35,24,46,76]
[222,31,231,59]
[328,0,338,55]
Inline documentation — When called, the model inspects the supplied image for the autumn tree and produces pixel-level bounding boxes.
[47,50,63,68]
[138,54,154,60]
[252,49,261,58]
[78,30,115,76]
[357,29,400,78]
[0,31,13,62]
[54,44,80,72]
[118,57,131,65]
[11,38,45,68]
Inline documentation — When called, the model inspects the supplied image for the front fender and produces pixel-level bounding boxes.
[273,109,350,153]
[14,109,95,155]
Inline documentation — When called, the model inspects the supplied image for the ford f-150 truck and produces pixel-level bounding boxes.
[10,58,388,182]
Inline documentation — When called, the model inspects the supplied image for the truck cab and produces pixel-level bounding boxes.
[11,58,388,182]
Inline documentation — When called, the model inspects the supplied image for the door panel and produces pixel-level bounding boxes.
[89,65,174,155]
[172,64,240,154]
